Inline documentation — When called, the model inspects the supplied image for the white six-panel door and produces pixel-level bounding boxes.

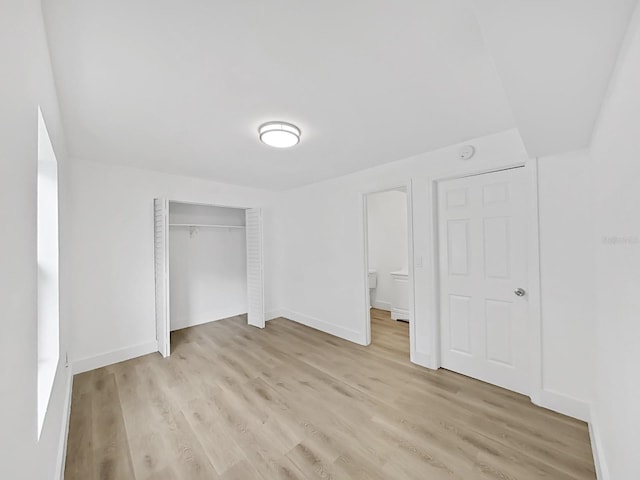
[246,208,265,328]
[154,198,171,357]
[438,167,528,395]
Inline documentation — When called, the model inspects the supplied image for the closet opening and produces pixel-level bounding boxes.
[362,185,414,360]
[154,200,264,357]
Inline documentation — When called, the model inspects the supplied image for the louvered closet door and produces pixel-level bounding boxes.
[154,198,171,357]
[246,208,265,328]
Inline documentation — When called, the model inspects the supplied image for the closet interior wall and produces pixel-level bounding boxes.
[169,202,247,331]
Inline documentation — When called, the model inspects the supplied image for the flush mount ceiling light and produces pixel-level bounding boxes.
[258,121,301,148]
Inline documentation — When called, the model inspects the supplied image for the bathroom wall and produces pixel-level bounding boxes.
[366,189,408,310]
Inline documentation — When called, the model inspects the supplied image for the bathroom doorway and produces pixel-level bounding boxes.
[362,184,414,359]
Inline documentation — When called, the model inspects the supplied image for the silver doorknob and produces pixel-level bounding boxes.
[514,288,526,297]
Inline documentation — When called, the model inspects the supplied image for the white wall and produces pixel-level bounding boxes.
[590,3,640,477]
[268,128,595,419]
[537,149,595,419]
[367,189,408,310]
[269,129,527,348]
[0,1,73,478]
[169,203,247,331]
[69,159,274,371]
[170,202,245,226]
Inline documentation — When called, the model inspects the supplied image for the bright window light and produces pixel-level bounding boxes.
[37,107,60,439]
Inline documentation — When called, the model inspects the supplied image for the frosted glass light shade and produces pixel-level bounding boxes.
[259,121,301,148]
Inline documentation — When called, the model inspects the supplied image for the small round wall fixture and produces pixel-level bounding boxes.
[258,121,301,148]
[459,145,475,160]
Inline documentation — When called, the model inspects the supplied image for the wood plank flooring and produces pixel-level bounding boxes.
[65,309,596,479]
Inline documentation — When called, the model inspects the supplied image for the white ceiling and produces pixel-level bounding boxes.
[43,0,515,190]
[472,0,638,158]
[42,0,636,189]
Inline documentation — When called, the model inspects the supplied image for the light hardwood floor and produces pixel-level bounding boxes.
[64,309,596,479]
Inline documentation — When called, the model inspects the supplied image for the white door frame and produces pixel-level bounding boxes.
[154,198,266,356]
[424,160,542,402]
[361,181,416,361]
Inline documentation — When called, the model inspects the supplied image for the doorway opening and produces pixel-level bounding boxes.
[154,199,264,357]
[363,185,414,360]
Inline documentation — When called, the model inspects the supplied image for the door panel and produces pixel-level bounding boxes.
[246,208,265,329]
[483,217,510,279]
[438,167,528,394]
[447,220,470,275]
[449,295,472,355]
[446,187,468,208]
[482,182,510,205]
[485,299,512,366]
[154,198,170,357]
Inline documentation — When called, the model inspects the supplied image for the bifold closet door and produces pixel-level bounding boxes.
[246,208,265,328]
[154,198,171,357]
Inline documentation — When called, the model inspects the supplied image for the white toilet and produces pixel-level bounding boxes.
[368,269,377,307]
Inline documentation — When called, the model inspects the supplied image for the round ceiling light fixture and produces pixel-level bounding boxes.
[258,121,301,148]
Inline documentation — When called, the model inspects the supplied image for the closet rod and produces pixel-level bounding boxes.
[169,223,246,229]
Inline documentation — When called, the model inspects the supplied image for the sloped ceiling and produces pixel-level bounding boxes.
[42,0,637,189]
[471,0,638,158]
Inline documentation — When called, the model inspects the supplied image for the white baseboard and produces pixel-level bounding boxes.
[266,309,285,321]
[391,307,410,321]
[371,300,391,311]
[279,308,366,345]
[410,350,434,370]
[56,367,73,480]
[72,340,158,374]
[538,389,590,422]
[589,408,609,480]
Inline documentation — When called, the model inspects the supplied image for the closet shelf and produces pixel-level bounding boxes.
[169,223,246,229]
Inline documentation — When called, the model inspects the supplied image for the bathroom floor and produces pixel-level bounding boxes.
[370,307,410,363]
